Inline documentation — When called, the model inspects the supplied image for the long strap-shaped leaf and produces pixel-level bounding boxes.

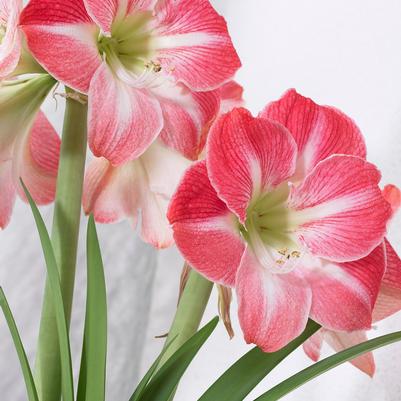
[0,288,39,401]
[21,180,74,401]
[136,317,219,401]
[198,320,320,401]
[254,330,401,401]
[77,216,108,401]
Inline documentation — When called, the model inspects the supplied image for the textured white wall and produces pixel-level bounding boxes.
[1,1,401,400]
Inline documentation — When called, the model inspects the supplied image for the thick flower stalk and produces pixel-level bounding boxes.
[168,90,395,352]
[0,74,59,228]
[20,0,241,165]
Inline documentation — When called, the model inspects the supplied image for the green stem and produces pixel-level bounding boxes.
[159,269,213,366]
[35,89,88,401]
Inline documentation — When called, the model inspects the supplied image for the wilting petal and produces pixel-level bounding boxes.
[0,161,16,229]
[153,0,241,90]
[290,155,392,262]
[207,108,297,222]
[14,111,60,204]
[88,63,163,165]
[325,331,375,377]
[373,239,401,321]
[0,0,22,79]
[304,329,375,376]
[383,184,401,215]
[155,83,220,160]
[303,330,324,362]
[303,244,385,331]
[261,89,366,178]
[168,161,245,286]
[84,142,188,248]
[236,248,312,352]
[20,0,101,93]
[219,81,244,114]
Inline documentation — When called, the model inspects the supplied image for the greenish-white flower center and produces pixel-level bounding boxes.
[244,184,304,274]
[97,12,159,78]
[0,24,6,45]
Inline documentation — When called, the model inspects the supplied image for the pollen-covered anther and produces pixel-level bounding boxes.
[145,60,162,72]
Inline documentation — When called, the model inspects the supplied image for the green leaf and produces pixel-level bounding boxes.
[136,317,219,401]
[198,319,321,401]
[129,335,178,401]
[254,330,401,401]
[77,215,108,401]
[0,288,39,401]
[21,179,74,401]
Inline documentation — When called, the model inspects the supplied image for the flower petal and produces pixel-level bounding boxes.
[207,108,297,222]
[0,0,22,79]
[88,63,163,165]
[373,239,401,322]
[0,161,16,229]
[155,82,220,160]
[261,89,366,178]
[290,155,392,262]
[84,142,188,248]
[303,244,385,331]
[219,81,244,114]
[153,0,241,90]
[83,0,117,34]
[236,247,312,352]
[303,330,324,362]
[20,0,101,93]
[383,184,401,215]
[324,330,375,377]
[14,111,60,204]
[168,160,245,286]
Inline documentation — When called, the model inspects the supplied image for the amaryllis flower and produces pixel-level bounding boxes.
[83,80,243,248]
[168,90,393,352]
[20,0,241,165]
[0,0,21,78]
[304,187,401,377]
[0,74,60,228]
[83,142,189,248]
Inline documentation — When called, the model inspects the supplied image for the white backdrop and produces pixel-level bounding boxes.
[1,0,401,400]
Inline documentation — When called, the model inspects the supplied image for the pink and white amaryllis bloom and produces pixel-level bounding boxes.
[20,0,241,165]
[0,74,60,228]
[168,91,393,352]
[0,0,21,78]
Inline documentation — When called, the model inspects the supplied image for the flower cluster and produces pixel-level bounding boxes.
[0,0,400,377]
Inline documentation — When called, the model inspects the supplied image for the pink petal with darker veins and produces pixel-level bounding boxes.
[290,155,392,262]
[153,0,241,91]
[261,89,366,178]
[20,0,101,93]
[236,247,312,352]
[207,108,297,223]
[168,161,245,286]
[88,63,163,165]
